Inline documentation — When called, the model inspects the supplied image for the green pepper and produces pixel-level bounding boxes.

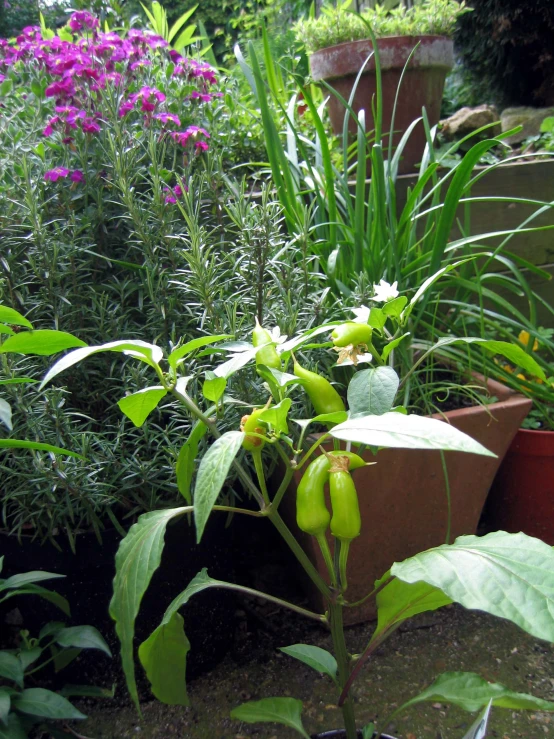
[253,319,281,370]
[296,451,365,537]
[329,457,361,542]
[293,360,346,417]
[331,322,372,348]
[240,407,267,452]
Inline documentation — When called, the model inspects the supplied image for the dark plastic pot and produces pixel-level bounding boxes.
[0,515,235,685]
[311,732,396,738]
[482,428,554,543]
[310,35,453,174]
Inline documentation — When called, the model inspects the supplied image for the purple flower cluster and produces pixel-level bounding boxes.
[0,12,220,185]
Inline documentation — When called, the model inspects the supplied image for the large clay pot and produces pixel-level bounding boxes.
[284,378,532,624]
[481,427,554,544]
[310,35,454,174]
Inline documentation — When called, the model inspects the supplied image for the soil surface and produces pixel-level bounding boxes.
[77,603,554,739]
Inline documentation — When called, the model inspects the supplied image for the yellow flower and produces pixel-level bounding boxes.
[516,373,527,381]
[518,330,539,352]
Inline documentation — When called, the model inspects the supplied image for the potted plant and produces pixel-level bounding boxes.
[481,329,554,544]
[37,315,554,738]
[294,0,469,173]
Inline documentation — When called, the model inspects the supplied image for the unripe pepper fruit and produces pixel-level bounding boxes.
[296,451,365,536]
[329,456,362,542]
[252,318,281,370]
[293,360,345,417]
[331,322,372,348]
[240,407,267,452]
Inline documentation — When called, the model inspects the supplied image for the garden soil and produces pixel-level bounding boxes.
[78,602,554,739]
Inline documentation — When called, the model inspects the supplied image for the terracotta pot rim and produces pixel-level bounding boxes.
[310,34,454,81]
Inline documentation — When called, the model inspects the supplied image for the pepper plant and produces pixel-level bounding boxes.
[36,277,554,738]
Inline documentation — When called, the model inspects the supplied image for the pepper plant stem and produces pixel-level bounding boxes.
[329,601,358,739]
[317,534,337,588]
[268,508,331,600]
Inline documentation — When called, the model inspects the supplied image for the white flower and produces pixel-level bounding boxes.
[372,279,399,303]
[270,326,287,345]
[351,306,370,323]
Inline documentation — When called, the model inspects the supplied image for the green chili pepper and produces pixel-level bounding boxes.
[240,407,267,452]
[296,451,365,537]
[252,319,281,370]
[331,322,372,348]
[329,459,361,542]
[293,360,346,417]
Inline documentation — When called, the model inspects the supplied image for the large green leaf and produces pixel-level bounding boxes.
[138,611,190,706]
[13,689,86,720]
[176,421,208,504]
[8,584,70,615]
[431,337,546,381]
[117,387,167,427]
[279,644,337,684]
[193,431,244,543]
[109,507,187,710]
[259,398,291,436]
[0,439,82,457]
[330,412,495,456]
[392,531,554,642]
[347,367,399,416]
[230,697,310,738]
[0,714,27,739]
[40,340,164,389]
[0,653,23,687]
[402,671,554,713]
[2,571,64,591]
[375,579,452,636]
[202,374,226,404]
[168,335,231,369]
[55,626,112,657]
[0,306,32,329]
[0,331,86,356]
[0,689,10,726]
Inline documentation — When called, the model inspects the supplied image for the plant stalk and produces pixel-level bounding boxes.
[329,601,358,739]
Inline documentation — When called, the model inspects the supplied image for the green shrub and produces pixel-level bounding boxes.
[455,0,554,108]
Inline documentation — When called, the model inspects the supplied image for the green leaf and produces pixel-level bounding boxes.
[392,531,554,642]
[382,333,410,362]
[310,411,349,425]
[331,412,496,456]
[375,579,452,636]
[402,671,554,713]
[2,571,64,590]
[368,308,386,330]
[13,689,86,720]
[264,367,299,387]
[0,714,27,739]
[202,374,226,404]
[259,398,291,436]
[0,307,32,329]
[0,690,10,727]
[362,723,376,739]
[168,335,231,369]
[59,684,115,699]
[230,697,310,738]
[279,644,337,683]
[40,340,164,390]
[9,584,70,615]
[109,507,187,711]
[0,79,13,96]
[0,439,82,458]
[117,387,167,427]
[0,399,12,432]
[0,653,23,687]
[193,431,244,543]
[0,331,86,356]
[176,422,208,504]
[18,647,42,671]
[431,337,546,382]
[462,701,492,739]
[138,611,190,706]
[347,367,399,417]
[213,346,259,379]
[382,295,408,318]
[55,626,112,657]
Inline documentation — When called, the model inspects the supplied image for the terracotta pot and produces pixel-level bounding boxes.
[481,428,554,544]
[284,378,532,624]
[310,35,453,174]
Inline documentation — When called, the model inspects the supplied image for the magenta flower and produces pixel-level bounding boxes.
[154,112,181,126]
[163,183,187,204]
[68,11,99,33]
[44,167,70,181]
[70,170,84,182]
[82,117,100,134]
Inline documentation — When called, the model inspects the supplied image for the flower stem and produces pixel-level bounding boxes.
[329,601,358,739]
